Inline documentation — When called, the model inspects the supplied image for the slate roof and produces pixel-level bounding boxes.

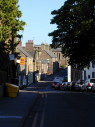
[45,50,57,58]
[52,48,62,52]
[26,51,35,58]
[34,45,41,47]
[41,59,50,64]
[17,46,33,59]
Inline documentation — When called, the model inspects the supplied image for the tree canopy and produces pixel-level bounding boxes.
[0,0,25,70]
[49,0,95,68]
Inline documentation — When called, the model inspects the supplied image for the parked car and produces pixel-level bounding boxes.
[81,78,95,91]
[60,82,68,90]
[52,77,63,88]
[53,76,64,82]
[70,81,77,91]
[52,80,61,88]
[52,81,57,88]
[66,82,72,90]
[54,80,63,90]
[90,80,95,92]
[52,76,64,88]
[74,80,85,91]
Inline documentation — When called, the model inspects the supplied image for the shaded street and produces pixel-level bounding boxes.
[23,76,95,127]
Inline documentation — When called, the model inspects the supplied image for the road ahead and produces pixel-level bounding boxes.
[23,79,95,127]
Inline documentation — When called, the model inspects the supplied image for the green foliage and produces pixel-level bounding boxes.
[0,0,26,70]
[60,64,67,68]
[0,41,9,71]
[0,0,25,44]
[49,0,95,69]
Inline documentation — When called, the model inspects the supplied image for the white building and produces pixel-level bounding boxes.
[82,62,95,80]
[67,65,81,82]
[67,62,95,82]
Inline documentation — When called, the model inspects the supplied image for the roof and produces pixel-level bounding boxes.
[34,45,41,47]
[17,46,33,59]
[26,51,35,58]
[40,59,50,64]
[52,48,62,52]
[45,50,57,58]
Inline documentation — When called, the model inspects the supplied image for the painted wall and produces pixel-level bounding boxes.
[82,62,95,80]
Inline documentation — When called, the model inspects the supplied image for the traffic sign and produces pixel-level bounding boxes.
[20,57,25,65]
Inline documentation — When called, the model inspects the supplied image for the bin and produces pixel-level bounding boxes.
[5,83,19,97]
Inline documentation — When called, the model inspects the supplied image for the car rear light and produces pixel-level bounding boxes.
[88,83,91,87]
[62,83,64,86]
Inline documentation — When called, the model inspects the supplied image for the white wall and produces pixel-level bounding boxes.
[67,66,71,82]
[82,62,95,80]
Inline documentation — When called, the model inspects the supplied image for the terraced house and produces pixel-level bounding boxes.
[16,40,68,83]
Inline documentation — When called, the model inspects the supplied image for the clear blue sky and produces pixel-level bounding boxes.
[18,0,65,46]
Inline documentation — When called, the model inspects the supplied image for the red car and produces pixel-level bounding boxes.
[54,81,63,90]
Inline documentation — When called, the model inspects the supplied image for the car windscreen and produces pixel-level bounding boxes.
[54,77,64,81]
[90,79,95,83]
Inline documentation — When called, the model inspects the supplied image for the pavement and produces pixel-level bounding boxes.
[0,84,39,127]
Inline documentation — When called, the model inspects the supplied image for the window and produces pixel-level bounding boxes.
[92,63,95,68]
[90,78,95,83]
[88,75,90,79]
[92,72,95,78]
[59,53,60,60]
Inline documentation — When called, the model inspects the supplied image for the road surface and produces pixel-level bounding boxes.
[23,79,95,127]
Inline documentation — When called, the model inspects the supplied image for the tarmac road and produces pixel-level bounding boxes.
[23,80,95,127]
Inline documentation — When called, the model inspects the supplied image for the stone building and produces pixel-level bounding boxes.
[21,40,68,80]
[51,48,68,67]
[16,45,34,87]
[37,50,59,77]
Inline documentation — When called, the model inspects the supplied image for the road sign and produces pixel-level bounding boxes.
[20,57,25,65]
[9,54,14,60]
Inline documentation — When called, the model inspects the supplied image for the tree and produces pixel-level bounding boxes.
[0,0,25,71]
[49,0,95,69]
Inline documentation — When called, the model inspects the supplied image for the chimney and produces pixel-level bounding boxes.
[25,40,34,51]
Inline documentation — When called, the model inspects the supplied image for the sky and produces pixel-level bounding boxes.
[18,0,66,46]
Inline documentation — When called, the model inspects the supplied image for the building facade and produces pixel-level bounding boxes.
[82,62,95,80]
[16,45,34,87]
[19,40,68,81]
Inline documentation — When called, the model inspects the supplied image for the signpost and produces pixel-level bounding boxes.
[9,54,14,60]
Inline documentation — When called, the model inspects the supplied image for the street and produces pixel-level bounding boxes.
[2,1,95,127]
[23,73,95,127]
